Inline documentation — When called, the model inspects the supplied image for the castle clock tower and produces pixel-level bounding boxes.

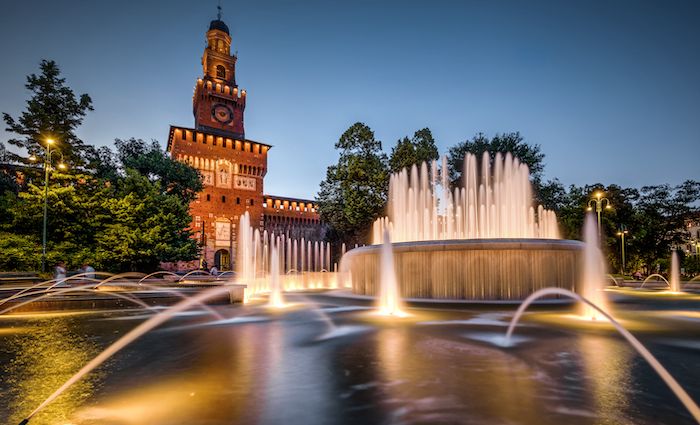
[165,9,324,272]
[193,11,246,138]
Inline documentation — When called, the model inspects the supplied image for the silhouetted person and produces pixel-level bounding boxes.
[81,262,95,279]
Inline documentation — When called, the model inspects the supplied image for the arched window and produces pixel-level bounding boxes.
[216,65,226,79]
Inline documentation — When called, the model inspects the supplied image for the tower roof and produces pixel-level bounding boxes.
[208,19,229,35]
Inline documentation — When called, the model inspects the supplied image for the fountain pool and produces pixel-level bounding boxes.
[1,292,699,425]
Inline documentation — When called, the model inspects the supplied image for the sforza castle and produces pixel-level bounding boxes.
[167,14,325,270]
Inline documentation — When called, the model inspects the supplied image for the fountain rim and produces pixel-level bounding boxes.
[346,238,584,256]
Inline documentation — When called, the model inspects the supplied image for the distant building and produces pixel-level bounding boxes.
[685,216,700,256]
[166,14,325,271]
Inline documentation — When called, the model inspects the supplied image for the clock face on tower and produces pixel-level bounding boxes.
[212,104,234,124]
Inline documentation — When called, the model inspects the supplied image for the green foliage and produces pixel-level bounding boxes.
[447,132,544,186]
[388,128,439,173]
[547,181,699,274]
[317,123,389,245]
[633,181,700,273]
[94,170,199,271]
[3,60,93,167]
[2,143,200,272]
[114,138,203,203]
[684,255,700,276]
[0,233,41,271]
[0,60,202,273]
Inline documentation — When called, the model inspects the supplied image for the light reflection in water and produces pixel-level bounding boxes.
[373,327,545,423]
[1,303,698,425]
[1,318,102,425]
[70,319,264,424]
[578,335,633,423]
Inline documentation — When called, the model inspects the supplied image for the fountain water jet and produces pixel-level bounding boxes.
[505,287,700,423]
[0,286,156,315]
[580,213,609,320]
[376,230,407,317]
[670,250,682,293]
[268,239,286,308]
[373,152,559,243]
[640,274,671,289]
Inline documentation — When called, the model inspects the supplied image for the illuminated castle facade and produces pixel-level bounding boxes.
[167,15,324,270]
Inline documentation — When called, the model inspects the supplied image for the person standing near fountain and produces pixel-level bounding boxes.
[54,261,66,280]
[80,263,95,279]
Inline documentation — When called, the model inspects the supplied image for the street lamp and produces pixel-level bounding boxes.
[29,138,67,273]
[616,225,629,275]
[587,191,611,238]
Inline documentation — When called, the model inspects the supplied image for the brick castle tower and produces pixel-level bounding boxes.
[167,11,325,271]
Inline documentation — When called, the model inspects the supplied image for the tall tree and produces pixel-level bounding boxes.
[114,138,202,203]
[633,181,700,273]
[317,122,389,245]
[447,132,544,186]
[388,128,440,173]
[3,60,93,166]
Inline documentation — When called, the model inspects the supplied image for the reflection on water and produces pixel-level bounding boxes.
[578,335,633,424]
[0,299,698,425]
[1,317,104,425]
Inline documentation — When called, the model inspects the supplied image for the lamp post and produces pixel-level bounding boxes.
[29,138,66,273]
[587,191,611,238]
[616,225,629,275]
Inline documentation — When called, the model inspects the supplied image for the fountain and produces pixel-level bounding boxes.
[376,230,406,316]
[268,239,285,308]
[580,212,609,319]
[236,212,336,299]
[505,287,700,423]
[342,152,584,301]
[671,250,682,293]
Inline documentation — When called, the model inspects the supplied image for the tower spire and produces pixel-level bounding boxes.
[217,0,222,20]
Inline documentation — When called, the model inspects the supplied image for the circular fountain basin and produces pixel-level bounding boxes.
[342,238,584,301]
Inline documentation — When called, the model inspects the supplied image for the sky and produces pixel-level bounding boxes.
[1,0,698,199]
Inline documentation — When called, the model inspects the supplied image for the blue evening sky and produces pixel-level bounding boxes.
[1,0,698,199]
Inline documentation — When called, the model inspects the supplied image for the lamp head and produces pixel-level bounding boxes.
[46,138,55,145]
[28,154,37,162]
[58,162,67,170]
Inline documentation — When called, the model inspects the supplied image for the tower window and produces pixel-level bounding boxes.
[206,194,211,201]
[236,197,240,205]
[222,195,226,203]
[216,65,226,79]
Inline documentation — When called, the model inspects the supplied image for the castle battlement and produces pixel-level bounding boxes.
[167,126,269,156]
[195,78,247,102]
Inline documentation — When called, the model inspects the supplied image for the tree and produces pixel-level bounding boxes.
[3,60,93,167]
[447,132,544,186]
[388,128,440,173]
[317,122,389,245]
[94,170,199,272]
[114,138,203,203]
[3,139,201,272]
[633,181,700,273]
